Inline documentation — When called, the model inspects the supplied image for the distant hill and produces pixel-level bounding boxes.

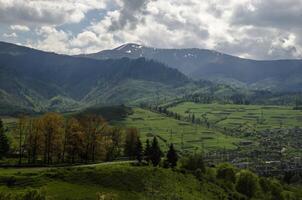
[80,43,302,92]
[0,42,189,114]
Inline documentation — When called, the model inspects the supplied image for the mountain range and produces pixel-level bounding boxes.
[81,43,302,92]
[1,41,302,114]
[0,42,192,114]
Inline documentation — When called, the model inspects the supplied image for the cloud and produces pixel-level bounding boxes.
[28,26,81,54]
[231,0,302,30]
[3,32,17,38]
[108,0,153,31]
[10,25,30,32]
[2,0,302,59]
[0,0,107,26]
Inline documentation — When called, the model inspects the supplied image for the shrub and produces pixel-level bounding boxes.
[181,154,205,174]
[236,170,259,199]
[216,163,236,183]
[21,189,46,200]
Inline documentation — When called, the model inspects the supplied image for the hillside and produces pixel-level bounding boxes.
[0,163,301,200]
[80,43,302,92]
[0,42,189,114]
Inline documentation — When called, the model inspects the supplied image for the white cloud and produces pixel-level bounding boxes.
[3,0,302,59]
[10,25,30,32]
[3,32,17,38]
[28,26,81,54]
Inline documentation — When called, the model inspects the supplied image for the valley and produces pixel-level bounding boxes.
[0,42,302,199]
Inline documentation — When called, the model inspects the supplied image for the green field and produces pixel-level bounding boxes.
[0,164,218,200]
[114,108,240,153]
[168,102,302,132]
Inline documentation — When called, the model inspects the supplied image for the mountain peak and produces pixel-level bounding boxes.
[114,43,145,51]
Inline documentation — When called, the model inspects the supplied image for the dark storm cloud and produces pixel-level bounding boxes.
[0,0,105,26]
[231,0,302,29]
[109,0,154,31]
[0,1,67,25]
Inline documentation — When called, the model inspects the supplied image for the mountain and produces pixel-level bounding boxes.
[80,43,302,92]
[0,42,189,114]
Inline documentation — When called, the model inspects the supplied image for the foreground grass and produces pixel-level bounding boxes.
[0,164,220,200]
[114,108,240,153]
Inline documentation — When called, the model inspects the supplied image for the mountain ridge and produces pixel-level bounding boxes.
[0,41,190,114]
[80,43,302,92]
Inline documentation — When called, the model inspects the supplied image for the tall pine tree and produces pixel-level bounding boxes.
[144,139,151,163]
[135,138,143,163]
[167,143,178,168]
[124,128,139,159]
[150,136,162,166]
[0,118,9,159]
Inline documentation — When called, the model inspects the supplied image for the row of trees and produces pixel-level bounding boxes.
[14,113,116,164]
[131,135,178,168]
[1,114,179,167]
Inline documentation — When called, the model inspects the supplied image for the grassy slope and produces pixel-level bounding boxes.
[168,102,302,131]
[0,164,219,200]
[114,108,240,153]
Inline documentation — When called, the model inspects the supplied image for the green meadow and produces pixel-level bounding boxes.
[168,102,302,132]
[114,108,240,153]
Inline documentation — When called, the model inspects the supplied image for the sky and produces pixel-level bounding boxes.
[0,0,302,60]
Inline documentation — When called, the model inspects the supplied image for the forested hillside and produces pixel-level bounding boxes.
[0,42,189,114]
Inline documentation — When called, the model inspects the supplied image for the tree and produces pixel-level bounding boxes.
[150,136,162,166]
[41,113,64,164]
[166,143,178,168]
[16,116,28,165]
[216,163,236,183]
[64,118,85,163]
[192,113,195,123]
[0,118,9,159]
[78,115,107,162]
[106,127,123,161]
[135,138,143,163]
[236,170,259,199]
[144,139,151,163]
[124,128,139,159]
[181,154,205,174]
[25,119,43,164]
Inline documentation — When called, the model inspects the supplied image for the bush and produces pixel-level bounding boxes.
[270,181,284,200]
[5,176,17,187]
[0,189,46,200]
[236,170,259,199]
[0,192,13,200]
[181,154,205,174]
[216,163,236,183]
[21,189,46,200]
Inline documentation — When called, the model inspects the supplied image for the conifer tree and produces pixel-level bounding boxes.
[124,128,139,159]
[135,138,143,163]
[144,139,151,163]
[0,118,9,159]
[150,136,162,166]
[166,143,178,168]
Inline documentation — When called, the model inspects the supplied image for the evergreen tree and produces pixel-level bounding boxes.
[144,139,151,163]
[135,138,143,163]
[192,113,195,123]
[124,128,139,159]
[150,136,162,166]
[0,118,9,159]
[166,143,178,168]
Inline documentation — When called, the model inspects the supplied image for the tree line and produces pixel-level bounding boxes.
[0,114,178,167]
